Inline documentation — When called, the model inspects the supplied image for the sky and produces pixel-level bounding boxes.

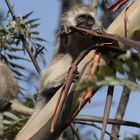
[1,0,61,63]
[1,0,140,139]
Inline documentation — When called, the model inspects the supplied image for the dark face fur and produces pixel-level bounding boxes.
[61,4,101,31]
[76,14,95,29]
[55,4,102,58]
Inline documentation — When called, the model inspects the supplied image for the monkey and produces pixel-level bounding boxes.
[53,4,102,58]
[34,4,104,114]
[0,61,19,111]
[0,61,34,116]
[0,61,19,135]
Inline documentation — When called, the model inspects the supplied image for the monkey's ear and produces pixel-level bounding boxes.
[91,1,98,14]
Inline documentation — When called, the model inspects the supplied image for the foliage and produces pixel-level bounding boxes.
[3,112,29,139]
[124,134,140,140]
[0,8,46,140]
[0,96,35,140]
[80,50,140,92]
[0,11,46,92]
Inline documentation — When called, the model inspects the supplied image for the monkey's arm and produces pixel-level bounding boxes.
[40,53,72,96]
[34,53,73,116]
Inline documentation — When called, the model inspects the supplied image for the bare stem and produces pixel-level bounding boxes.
[75,115,140,128]
[101,86,114,140]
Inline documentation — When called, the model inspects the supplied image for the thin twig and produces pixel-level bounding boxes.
[107,0,128,12]
[110,86,131,140]
[75,115,140,128]
[51,47,95,133]
[5,0,16,20]
[110,40,134,139]
[51,42,125,132]
[70,26,140,53]
[51,24,136,133]
[5,0,41,74]
[75,121,118,140]
[101,86,114,140]
[84,52,101,100]
[70,124,83,140]
[70,52,101,122]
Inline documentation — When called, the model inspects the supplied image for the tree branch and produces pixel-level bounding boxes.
[110,86,130,140]
[70,124,83,140]
[101,86,114,140]
[5,0,41,75]
[75,115,140,128]
[75,121,118,140]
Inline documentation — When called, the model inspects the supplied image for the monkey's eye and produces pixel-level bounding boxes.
[78,14,85,22]
[88,17,95,25]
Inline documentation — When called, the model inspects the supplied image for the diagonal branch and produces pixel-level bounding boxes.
[51,48,98,132]
[51,40,123,132]
[100,86,114,140]
[5,0,41,74]
[68,51,101,123]
[110,86,131,140]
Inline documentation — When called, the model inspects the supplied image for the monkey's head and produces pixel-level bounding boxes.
[61,4,101,30]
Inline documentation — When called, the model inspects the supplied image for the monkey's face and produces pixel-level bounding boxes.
[75,13,95,29]
[61,4,101,30]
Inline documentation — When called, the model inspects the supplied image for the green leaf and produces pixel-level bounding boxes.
[25,18,40,25]
[31,37,46,42]
[30,23,40,28]
[22,11,34,19]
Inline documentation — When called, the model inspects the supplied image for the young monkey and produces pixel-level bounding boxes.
[36,4,103,113]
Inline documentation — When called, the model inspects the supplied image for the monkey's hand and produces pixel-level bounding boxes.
[94,27,106,34]
[59,25,72,46]
[60,25,71,35]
